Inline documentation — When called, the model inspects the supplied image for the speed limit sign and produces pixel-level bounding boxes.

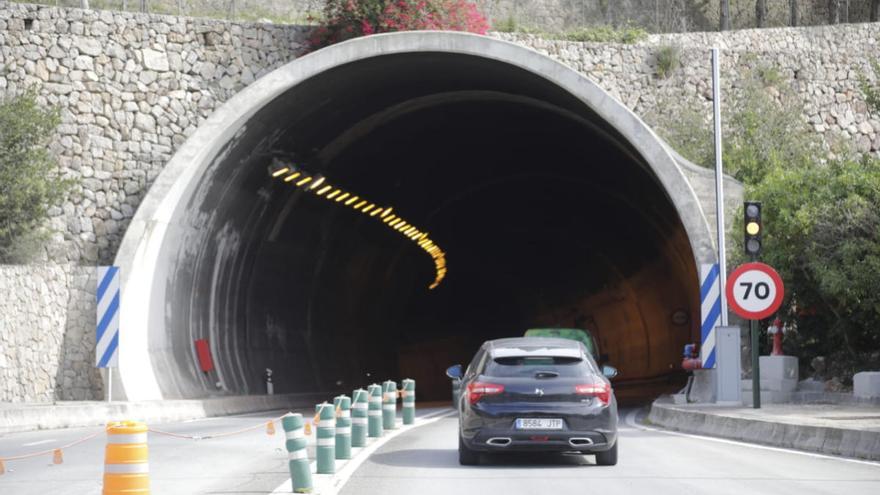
[726,262,785,320]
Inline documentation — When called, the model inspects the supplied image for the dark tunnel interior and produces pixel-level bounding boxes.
[164,52,701,405]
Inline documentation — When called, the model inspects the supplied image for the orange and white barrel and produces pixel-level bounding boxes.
[103,420,150,494]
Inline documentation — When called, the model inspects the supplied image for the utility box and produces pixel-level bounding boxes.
[854,372,880,399]
[716,326,742,404]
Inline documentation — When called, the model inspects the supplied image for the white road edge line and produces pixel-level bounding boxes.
[21,439,56,447]
[271,408,456,494]
[624,409,880,467]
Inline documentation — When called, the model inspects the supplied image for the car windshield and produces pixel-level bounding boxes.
[484,356,593,378]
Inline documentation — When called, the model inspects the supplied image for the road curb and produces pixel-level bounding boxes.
[0,393,327,433]
[647,399,880,461]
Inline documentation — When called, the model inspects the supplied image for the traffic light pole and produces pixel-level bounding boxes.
[751,318,760,408]
[750,252,761,409]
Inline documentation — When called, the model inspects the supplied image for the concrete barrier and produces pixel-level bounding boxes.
[0,393,327,434]
[648,399,880,461]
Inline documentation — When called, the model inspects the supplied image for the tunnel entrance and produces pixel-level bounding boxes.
[115,33,714,404]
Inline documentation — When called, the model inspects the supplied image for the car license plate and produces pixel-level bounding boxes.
[515,418,563,430]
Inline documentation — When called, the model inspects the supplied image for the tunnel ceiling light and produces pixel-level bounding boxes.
[309,176,326,190]
[271,166,448,290]
[272,166,291,178]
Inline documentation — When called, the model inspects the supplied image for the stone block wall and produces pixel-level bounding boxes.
[1,3,877,267]
[0,2,308,265]
[498,23,880,157]
[0,264,101,402]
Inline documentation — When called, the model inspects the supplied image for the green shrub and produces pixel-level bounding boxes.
[0,90,68,262]
[859,59,880,115]
[654,44,680,79]
[561,25,648,44]
[494,15,518,33]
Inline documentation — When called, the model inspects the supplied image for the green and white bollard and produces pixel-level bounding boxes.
[334,395,352,460]
[401,379,416,425]
[315,402,336,474]
[281,413,313,494]
[368,384,383,438]
[351,388,368,447]
[382,380,398,430]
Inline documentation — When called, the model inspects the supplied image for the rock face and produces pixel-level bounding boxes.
[0,265,102,402]
[0,3,879,402]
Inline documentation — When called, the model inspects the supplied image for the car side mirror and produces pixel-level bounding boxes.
[602,365,618,379]
[446,364,463,380]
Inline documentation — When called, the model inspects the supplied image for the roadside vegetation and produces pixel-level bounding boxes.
[307,0,489,50]
[859,59,880,116]
[647,66,880,382]
[492,18,648,45]
[0,90,69,263]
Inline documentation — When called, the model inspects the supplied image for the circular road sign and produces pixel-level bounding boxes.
[726,262,785,320]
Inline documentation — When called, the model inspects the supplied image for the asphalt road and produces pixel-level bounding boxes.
[3,406,879,494]
[0,409,301,494]
[340,408,880,495]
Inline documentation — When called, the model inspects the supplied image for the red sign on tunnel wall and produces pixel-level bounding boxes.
[195,339,215,372]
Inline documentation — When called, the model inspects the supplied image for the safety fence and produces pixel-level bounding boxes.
[0,378,418,493]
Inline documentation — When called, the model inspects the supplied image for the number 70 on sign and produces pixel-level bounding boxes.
[725,262,785,320]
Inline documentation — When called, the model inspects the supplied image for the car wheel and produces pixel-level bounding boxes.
[459,435,479,466]
[594,440,618,466]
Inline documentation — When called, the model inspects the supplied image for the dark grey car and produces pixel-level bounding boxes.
[447,337,619,466]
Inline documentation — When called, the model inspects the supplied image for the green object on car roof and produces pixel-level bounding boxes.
[524,328,600,361]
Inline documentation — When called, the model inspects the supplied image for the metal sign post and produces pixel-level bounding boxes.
[726,262,785,408]
[97,266,121,402]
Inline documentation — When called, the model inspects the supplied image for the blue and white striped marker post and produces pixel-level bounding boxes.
[700,263,721,369]
[97,266,120,402]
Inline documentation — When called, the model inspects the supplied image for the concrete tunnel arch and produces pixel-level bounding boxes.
[113,32,717,402]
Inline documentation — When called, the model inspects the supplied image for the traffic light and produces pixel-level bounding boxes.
[744,201,762,258]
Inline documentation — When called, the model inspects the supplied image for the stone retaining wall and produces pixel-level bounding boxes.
[0,264,101,402]
[1,3,879,402]
[1,3,877,267]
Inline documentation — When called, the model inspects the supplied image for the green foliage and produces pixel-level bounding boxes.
[0,90,68,262]
[560,25,648,44]
[494,15,518,33]
[859,59,880,116]
[649,65,880,376]
[654,44,680,79]
[748,157,880,377]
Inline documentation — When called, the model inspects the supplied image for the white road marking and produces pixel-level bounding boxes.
[21,439,55,447]
[271,408,456,494]
[624,408,880,467]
